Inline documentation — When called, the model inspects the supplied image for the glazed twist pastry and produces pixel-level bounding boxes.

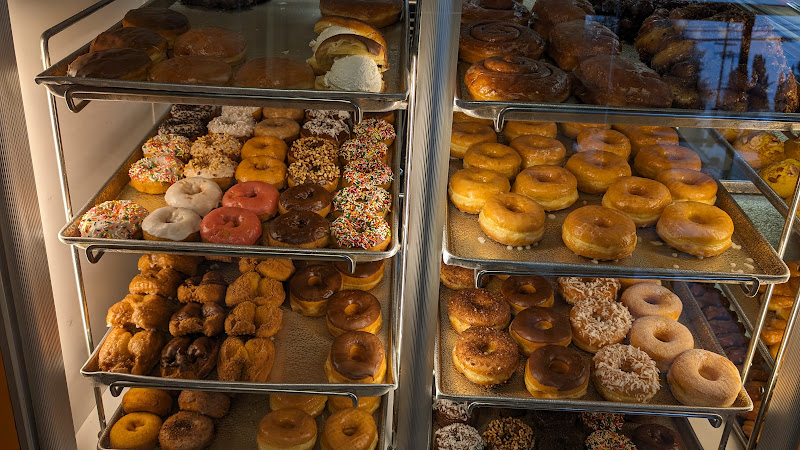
[160,336,220,379]
[169,302,226,337]
[459,20,544,63]
[464,56,570,102]
[177,271,227,303]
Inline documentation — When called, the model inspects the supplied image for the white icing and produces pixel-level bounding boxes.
[221,106,261,118]
[142,206,201,241]
[165,177,223,216]
[310,26,351,53]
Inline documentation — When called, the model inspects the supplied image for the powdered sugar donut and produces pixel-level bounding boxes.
[207,115,256,141]
[79,200,149,239]
[142,206,202,241]
[165,177,223,216]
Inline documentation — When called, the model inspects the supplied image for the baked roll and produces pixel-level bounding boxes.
[217,336,275,382]
[99,327,165,375]
[548,20,621,71]
[311,34,388,75]
[459,20,544,64]
[465,56,570,103]
[573,55,672,108]
[319,0,403,28]
[531,0,594,40]
[461,0,531,25]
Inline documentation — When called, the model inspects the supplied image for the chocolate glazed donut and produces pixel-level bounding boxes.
[527,345,589,393]
[510,306,571,355]
[326,290,382,336]
[501,275,554,313]
[279,184,332,217]
[633,423,686,450]
[289,264,342,317]
[267,210,330,248]
[327,330,386,383]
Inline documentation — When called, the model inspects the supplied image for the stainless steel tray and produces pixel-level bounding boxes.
[97,390,391,450]
[434,280,753,425]
[453,40,800,132]
[81,256,400,398]
[37,0,412,115]
[59,112,405,269]
[720,283,777,370]
[443,158,789,288]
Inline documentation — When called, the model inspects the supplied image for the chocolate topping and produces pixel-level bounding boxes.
[123,7,190,33]
[90,27,166,55]
[510,306,571,344]
[289,264,341,301]
[202,302,225,318]
[334,259,385,278]
[326,290,381,331]
[67,48,151,79]
[633,423,685,450]
[527,344,589,392]
[268,210,330,245]
[330,330,384,380]
[279,184,332,213]
[501,275,553,309]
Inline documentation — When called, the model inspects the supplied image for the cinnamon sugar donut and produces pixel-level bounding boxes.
[634,145,702,179]
[440,261,477,290]
[667,349,741,407]
[512,165,578,211]
[509,135,566,167]
[576,129,631,159]
[621,283,682,320]
[630,316,694,371]
[656,168,718,205]
[450,122,497,159]
[447,288,511,333]
[452,326,519,386]
[565,150,632,194]
[601,176,672,227]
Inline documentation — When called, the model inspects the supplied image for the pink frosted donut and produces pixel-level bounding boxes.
[199,206,262,245]
[222,181,279,221]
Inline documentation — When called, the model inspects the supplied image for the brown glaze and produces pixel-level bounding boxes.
[526,345,589,392]
[334,260,385,278]
[67,48,151,80]
[632,423,685,450]
[123,7,190,34]
[448,288,511,329]
[148,55,233,86]
[330,331,385,380]
[160,336,219,379]
[233,57,315,89]
[279,184,332,214]
[464,56,570,103]
[90,27,167,58]
[501,276,553,309]
[510,307,571,344]
[289,264,342,301]
[326,290,381,332]
[268,210,330,245]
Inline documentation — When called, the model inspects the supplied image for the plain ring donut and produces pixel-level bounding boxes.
[621,283,682,320]
[667,349,741,407]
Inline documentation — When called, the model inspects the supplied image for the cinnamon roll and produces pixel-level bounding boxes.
[465,56,570,103]
[459,20,544,64]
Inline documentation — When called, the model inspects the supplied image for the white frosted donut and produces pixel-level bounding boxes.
[142,206,201,241]
[207,115,255,140]
[165,177,223,216]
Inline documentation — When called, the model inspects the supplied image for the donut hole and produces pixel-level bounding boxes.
[548,360,570,375]
[699,363,720,381]
[343,425,359,437]
[519,284,538,295]
[349,344,368,362]
[277,418,296,430]
[344,304,362,316]
[534,320,553,331]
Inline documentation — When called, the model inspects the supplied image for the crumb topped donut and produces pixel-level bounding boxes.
[557,277,621,305]
[448,288,511,333]
[453,326,519,386]
[592,343,660,403]
[570,298,633,353]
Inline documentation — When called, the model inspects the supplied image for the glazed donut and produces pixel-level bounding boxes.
[263,107,305,121]
[122,7,190,47]
[448,288,511,333]
[200,206,262,245]
[128,155,184,194]
[110,412,162,449]
[288,264,342,317]
[178,390,230,419]
[504,121,558,141]
[267,210,331,249]
[158,411,214,450]
[258,409,317,450]
[565,150,632,194]
[592,343,661,403]
[524,345,589,398]
[353,118,396,147]
[340,137,389,165]
[450,122,497,159]
[255,118,301,143]
[561,122,610,139]
[656,202,734,257]
[190,133,242,161]
[334,260,385,291]
[634,145,702,179]
[332,185,391,219]
[184,154,236,190]
[459,20,544,63]
[328,395,381,414]
[440,261,476,291]
[509,135,566,168]
[501,275,554,314]
[630,316,694,372]
[148,55,233,85]
[331,214,391,251]
[269,394,327,417]
[208,114,255,141]
[165,177,223,216]
[142,134,190,162]
[452,326,519,386]
[667,349,741,407]
[342,158,393,191]
[448,167,511,214]
[453,111,493,126]
[326,290,382,336]
[656,168,718,205]
[576,129,632,159]
[461,0,531,24]
[478,193,545,246]
[122,388,172,417]
[621,283,682,320]
[288,159,340,192]
[289,137,338,165]
[173,26,247,65]
[279,184,333,217]
[601,176,672,227]
[236,156,288,190]
[512,165,578,211]
[325,330,386,384]
[632,423,686,450]
[562,205,637,261]
[234,57,315,90]
[613,125,679,157]
[142,206,201,242]
[557,277,621,305]
[241,136,288,160]
[79,200,148,239]
[223,180,279,221]
[510,306,572,355]
[569,297,633,353]
[320,408,378,450]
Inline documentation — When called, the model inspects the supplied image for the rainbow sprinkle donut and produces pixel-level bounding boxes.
[353,118,396,145]
[333,185,392,218]
[343,158,393,190]
[331,214,391,251]
[585,430,636,450]
[339,137,389,164]
[79,200,149,239]
[142,134,191,161]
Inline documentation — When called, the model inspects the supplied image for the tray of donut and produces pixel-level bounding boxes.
[97,387,388,450]
[431,401,704,450]
[81,251,397,396]
[434,269,754,418]
[443,117,790,285]
[36,0,409,102]
[59,103,403,264]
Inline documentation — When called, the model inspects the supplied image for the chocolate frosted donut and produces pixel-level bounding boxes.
[500,275,554,313]
[633,423,686,450]
[279,184,333,217]
[289,264,342,316]
[326,290,382,336]
[267,210,330,248]
[326,330,386,383]
[122,7,190,47]
[67,48,151,80]
[159,117,206,139]
[526,344,589,398]
[510,306,571,355]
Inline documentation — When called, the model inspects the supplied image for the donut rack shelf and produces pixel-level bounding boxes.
[434,280,753,427]
[36,0,413,118]
[57,113,406,271]
[97,390,392,450]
